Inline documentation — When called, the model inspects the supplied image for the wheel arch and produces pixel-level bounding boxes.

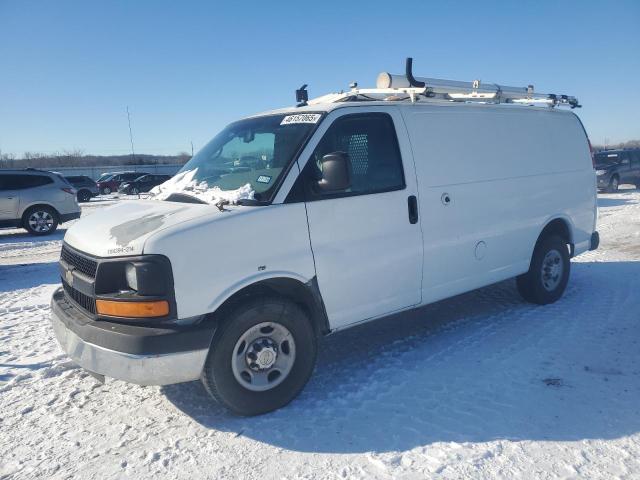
[20,202,60,223]
[534,216,574,257]
[203,275,330,337]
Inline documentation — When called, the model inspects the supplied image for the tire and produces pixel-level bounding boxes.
[201,297,317,416]
[23,206,59,235]
[77,190,91,202]
[516,234,570,305]
[607,176,619,193]
[131,187,139,195]
[102,186,112,195]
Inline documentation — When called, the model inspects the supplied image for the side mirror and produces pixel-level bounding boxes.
[317,151,351,192]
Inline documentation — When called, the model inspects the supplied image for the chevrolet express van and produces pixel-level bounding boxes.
[51,61,599,415]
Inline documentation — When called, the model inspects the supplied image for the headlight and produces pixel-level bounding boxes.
[596,170,607,176]
[95,255,173,297]
[125,263,138,291]
[94,255,174,320]
[121,260,171,295]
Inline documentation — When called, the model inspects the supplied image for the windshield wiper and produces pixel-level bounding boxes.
[237,198,267,206]
[163,192,208,204]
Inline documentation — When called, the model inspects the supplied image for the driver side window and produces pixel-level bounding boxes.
[295,113,405,201]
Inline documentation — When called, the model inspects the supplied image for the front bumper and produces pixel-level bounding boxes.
[597,175,609,189]
[50,288,214,385]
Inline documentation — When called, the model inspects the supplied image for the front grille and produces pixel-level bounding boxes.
[60,244,98,278]
[62,280,96,315]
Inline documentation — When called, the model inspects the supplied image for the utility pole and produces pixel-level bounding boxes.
[126,106,136,164]
[190,141,194,158]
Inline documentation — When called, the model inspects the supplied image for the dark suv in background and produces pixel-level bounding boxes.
[595,149,640,192]
[97,171,149,194]
[118,174,172,195]
[65,175,99,202]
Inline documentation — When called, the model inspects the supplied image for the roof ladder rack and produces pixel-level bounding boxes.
[307,58,580,109]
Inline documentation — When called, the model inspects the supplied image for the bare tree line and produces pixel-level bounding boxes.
[592,139,640,152]
[0,150,191,169]
[1,139,638,169]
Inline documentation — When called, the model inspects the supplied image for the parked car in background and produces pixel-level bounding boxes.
[595,149,640,192]
[0,169,80,235]
[96,173,113,183]
[65,175,99,202]
[97,171,148,194]
[118,174,172,195]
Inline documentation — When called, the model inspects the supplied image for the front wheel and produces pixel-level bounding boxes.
[608,176,619,193]
[102,186,112,195]
[201,297,317,416]
[23,206,59,235]
[516,234,570,305]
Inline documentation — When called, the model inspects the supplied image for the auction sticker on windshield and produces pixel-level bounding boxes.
[280,114,321,125]
[256,175,272,184]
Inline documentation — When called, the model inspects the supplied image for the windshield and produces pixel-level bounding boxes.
[98,174,113,182]
[595,154,620,167]
[156,114,320,203]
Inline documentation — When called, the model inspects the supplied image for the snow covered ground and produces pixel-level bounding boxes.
[1,189,639,479]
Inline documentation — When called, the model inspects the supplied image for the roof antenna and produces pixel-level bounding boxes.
[296,84,308,107]
[405,57,425,88]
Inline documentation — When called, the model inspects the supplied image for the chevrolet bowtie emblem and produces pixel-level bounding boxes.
[65,268,74,286]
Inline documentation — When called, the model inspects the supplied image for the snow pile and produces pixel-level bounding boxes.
[2,190,640,479]
[150,169,255,204]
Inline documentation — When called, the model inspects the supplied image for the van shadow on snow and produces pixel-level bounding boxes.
[0,262,60,292]
[163,260,640,454]
[597,196,638,208]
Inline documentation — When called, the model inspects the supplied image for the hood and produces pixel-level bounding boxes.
[64,200,217,257]
[595,163,616,170]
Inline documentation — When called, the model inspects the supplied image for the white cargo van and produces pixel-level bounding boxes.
[51,59,598,415]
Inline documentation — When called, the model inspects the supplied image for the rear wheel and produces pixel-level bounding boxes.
[201,297,317,416]
[608,175,619,193]
[516,234,570,305]
[77,189,91,202]
[23,206,59,235]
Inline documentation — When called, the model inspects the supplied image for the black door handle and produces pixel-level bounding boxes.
[408,195,418,224]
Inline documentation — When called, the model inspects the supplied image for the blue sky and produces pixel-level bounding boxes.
[1,0,639,156]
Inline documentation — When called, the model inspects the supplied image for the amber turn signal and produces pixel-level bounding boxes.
[96,299,169,318]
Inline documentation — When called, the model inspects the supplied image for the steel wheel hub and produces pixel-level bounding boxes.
[231,322,296,392]
[248,337,278,370]
[541,249,563,291]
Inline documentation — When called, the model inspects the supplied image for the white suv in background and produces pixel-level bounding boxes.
[0,169,81,235]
